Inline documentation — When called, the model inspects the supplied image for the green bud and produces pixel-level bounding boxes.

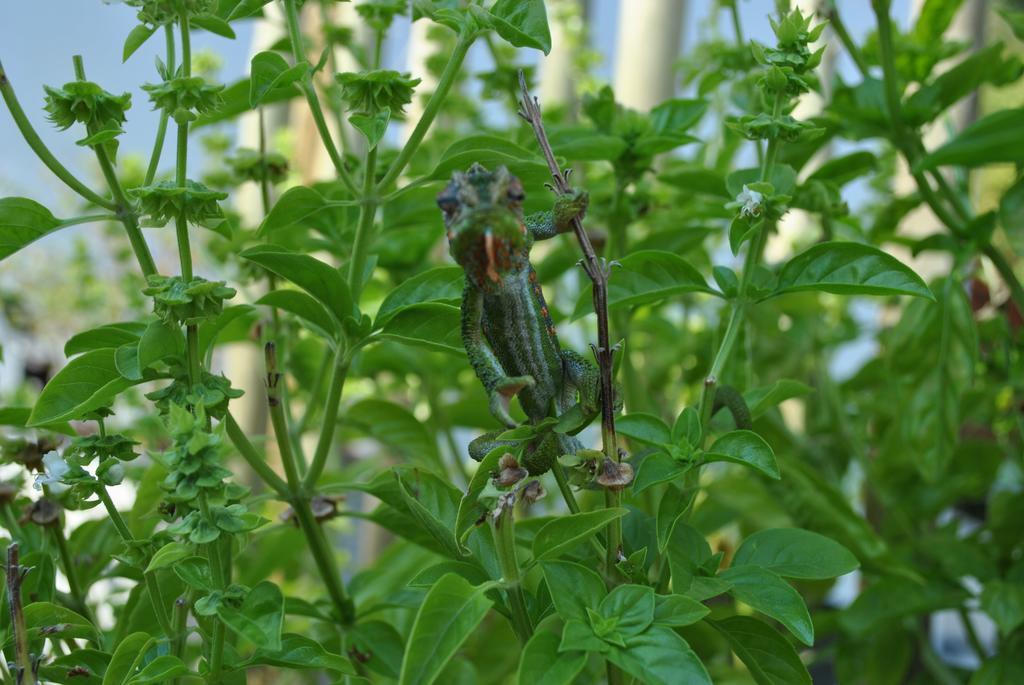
[130,179,227,226]
[44,81,131,131]
[142,76,223,123]
[143,275,237,326]
[336,69,421,115]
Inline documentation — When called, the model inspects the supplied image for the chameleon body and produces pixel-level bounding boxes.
[438,163,600,474]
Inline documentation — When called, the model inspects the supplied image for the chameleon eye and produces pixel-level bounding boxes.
[437,196,460,215]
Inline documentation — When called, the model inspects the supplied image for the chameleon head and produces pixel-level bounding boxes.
[437,164,530,287]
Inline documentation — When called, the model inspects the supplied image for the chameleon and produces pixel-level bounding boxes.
[437,163,606,475]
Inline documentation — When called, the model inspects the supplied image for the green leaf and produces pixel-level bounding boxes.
[122,24,156,62]
[103,632,154,685]
[346,620,406,679]
[541,560,607,623]
[547,126,627,161]
[378,303,464,354]
[616,412,671,446]
[559,618,607,652]
[191,14,236,38]
[76,126,124,148]
[227,0,273,20]
[428,135,544,183]
[807,151,877,186]
[916,108,1024,170]
[517,629,587,685]
[64,322,146,357]
[599,584,655,637]
[249,51,305,107]
[28,348,140,425]
[0,407,75,436]
[671,407,701,446]
[398,573,493,685]
[721,565,814,645]
[24,602,98,642]
[771,242,932,299]
[350,108,392,149]
[711,616,812,685]
[173,557,216,592]
[257,289,339,340]
[137,319,185,370]
[375,266,465,327]
[245,633,356,673]
[653,593,709,627]
[840,577,968,637]
[145,542,192,573]
[454,446,505,546]
[573,250,717,319]
[0,197,63,262]
[258,185,352,235]
[633,452,689,494]
[533,508,629,560]
[656,485,694,553]
[981,580,1024,636]
[744,379,812,419]
[704,430,780,479]
[126,655,190,685]
[347,399,444,473]
[488,0,551,54]
[605,625,711,685]
[393,470,463,559]
[732,528,860,580]
[216,580,284,651]
[240,246,354,327]
[905,43,1021,125]
[114,342,142,381]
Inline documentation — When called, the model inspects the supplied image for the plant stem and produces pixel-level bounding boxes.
[493,507,532,644]
[303,350,349,489]
[70,56,158,277]
[198,496,226,684]
[95,486,175,639]
[6,545,36,685]
[824,2,869,78]
[518,76,624,595]
[51,524,89,619]
[144,26,175,185]
[282,0,358,196]
[224,412,291,497]
[377,31,474,191]
[0,58,115,210]
[346,146,378,296]
[266,343,355,625]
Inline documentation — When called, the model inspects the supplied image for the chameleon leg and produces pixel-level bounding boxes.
[561,348,613,416]
[521,432,582,476]
[525,188,589,240]
[468,431,520,463]
[462,285,535,427]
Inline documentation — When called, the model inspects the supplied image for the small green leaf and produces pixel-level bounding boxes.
[350,108,391,149]
[633,452,689,494]
[540,560,607,623]
[64,322,146,357]
[517,629,587,684]
[704,430,780,479]
[0,197,63,262]
[771,242,933,299]
[454,446,505,546]
[258,185,353,235]
[103,632,154,685]
[347,399,444,473]
[240,246,354,327]
[807,151,877,186]
[398,573,493,685]
[605,625,711,685]
[375,266,465,327]
[228,0,273,20]
[145,541,192,573]
[24,602,98,642]
[123,24,156,62]
[428,135,544,183]
[217,580,284,651]
[126,655,190,685]
[137,318,185,370]
[249,51,306,107]
[488,0,551,54]
[245,633,356,673]
[573,250,717,319]
[616,412,671,446]
[28,348,140,425]
[720,565,814,646]
[653,594,709,627]
[916,108,1024,170]
[378,303,464,354]
[981,580,1024,637]
[599,585,655,637]
[191,14,236,39]
[257,289,339,340]
[711,616,812,685]
[533,508,629,560]
[0,407,75,436]
[656,485,694,553]
[744,379,812,419]
[732,528,859,580]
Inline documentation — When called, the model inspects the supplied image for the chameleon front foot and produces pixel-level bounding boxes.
[489,375,536,428]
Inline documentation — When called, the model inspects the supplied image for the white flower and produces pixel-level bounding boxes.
[736,185,764,218]
[34,450,70,493]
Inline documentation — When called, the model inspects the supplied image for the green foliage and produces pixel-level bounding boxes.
[1,1,1022,684]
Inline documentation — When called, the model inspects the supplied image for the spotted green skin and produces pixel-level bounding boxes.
[439,164,597,474]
